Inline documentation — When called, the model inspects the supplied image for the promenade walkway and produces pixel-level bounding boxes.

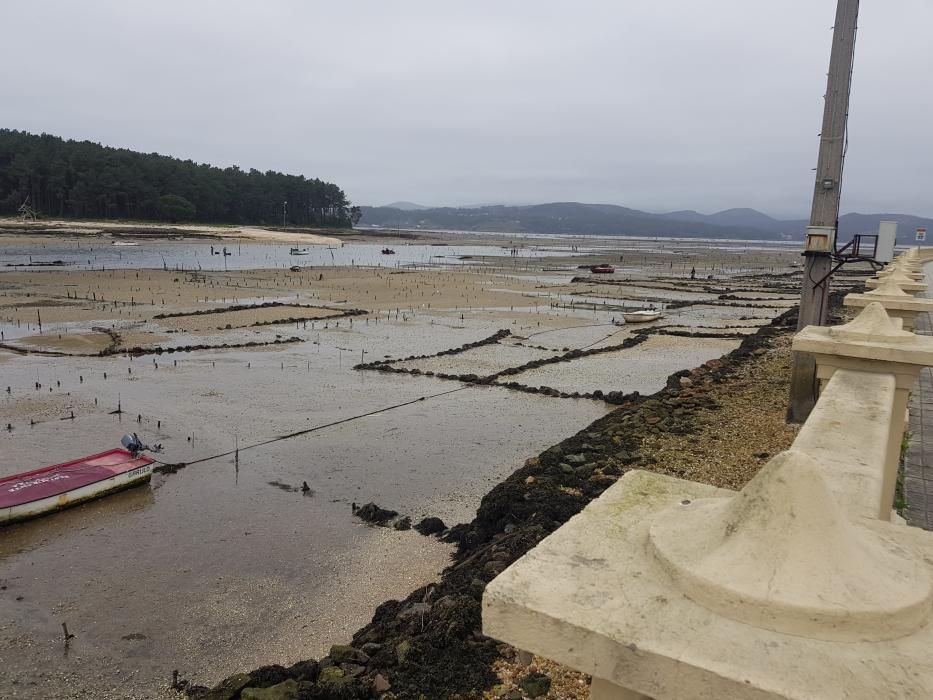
[903,269,933,529]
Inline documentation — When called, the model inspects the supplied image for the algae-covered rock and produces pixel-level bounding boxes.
[317,666,347,685]
[329,644,369,665]
[203,673,251,700]
[395,639,412,664]
[240,679,299,700]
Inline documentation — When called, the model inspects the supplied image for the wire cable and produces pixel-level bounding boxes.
[151,385,470,471]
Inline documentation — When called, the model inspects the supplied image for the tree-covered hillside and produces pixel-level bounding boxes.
[0,130,359,227]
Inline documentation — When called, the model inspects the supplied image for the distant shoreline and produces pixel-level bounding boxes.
[0,218,344,246]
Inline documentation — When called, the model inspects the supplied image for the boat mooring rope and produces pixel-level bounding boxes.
[151,385,470,474]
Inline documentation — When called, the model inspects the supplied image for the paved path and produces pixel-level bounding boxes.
[903,269,933,530]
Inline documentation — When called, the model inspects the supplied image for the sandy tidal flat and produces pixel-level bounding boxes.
[0,233,809,698]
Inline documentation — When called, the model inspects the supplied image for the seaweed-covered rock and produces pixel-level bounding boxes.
[354,503,398,525]
[414,517,447,535]
[240,679,299,700]
[199,673,251,700]
[248,665,288,688]
[329,645,369,665]
[284,659,319,682]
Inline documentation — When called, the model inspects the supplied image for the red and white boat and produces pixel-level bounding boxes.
[0,448,155,525]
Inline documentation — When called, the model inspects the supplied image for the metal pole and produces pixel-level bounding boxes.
[788,0,859,422]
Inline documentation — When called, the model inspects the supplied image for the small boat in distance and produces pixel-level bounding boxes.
[290,247,310,255]
[111,241,139,246]
[621,310,662,323]
[381,248,396,255]
[590,264,615,274]
[1,446,155,525]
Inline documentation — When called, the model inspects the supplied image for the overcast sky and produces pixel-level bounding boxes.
[2,1,930,218]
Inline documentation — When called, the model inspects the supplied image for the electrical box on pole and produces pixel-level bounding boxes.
[805,226,836,253]
[788,0,860,423]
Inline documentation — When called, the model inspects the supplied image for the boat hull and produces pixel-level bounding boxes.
[0,449,155,526]
[622,312,662,323]
[1,471,152,525]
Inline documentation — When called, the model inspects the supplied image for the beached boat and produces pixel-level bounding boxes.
[622,310,662,323]
[0,448,155,525]
[590,264,615,274]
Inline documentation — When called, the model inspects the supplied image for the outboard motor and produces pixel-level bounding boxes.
[121,433,145,455]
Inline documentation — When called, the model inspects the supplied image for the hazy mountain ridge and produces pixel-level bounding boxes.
[662,207,790,233]
[360,202,933,241]
[383,201,430,210]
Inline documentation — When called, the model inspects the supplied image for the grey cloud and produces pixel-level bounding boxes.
[1,1,930,218]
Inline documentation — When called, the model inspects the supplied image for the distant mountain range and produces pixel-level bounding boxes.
[383,201,431,211]
[360,202,933,241]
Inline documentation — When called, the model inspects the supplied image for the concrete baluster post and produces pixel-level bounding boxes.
[793,301,933,520]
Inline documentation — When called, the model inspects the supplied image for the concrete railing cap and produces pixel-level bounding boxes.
[864,278,913,298]
[831,302,913,341]
[648,450,933,641]
[794,302,933,365]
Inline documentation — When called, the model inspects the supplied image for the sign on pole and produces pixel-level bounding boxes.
[918,227,927,242]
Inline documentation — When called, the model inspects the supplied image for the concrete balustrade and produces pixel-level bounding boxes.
[865,248,928,293]
[876,260,924,280]
[865,269,927,294]
[902,246,933,264]
[793,302,933,520]
[483,269,933,699]
[843,279,933,331]
[879,269,925,281]
[878,258,924,275]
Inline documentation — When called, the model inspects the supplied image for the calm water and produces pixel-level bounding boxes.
[0,241,577,272]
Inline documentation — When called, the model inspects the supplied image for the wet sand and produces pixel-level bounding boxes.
[0,230,809,698]
[0,220,343,246]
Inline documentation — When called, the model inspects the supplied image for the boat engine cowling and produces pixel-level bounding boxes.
[121,433,145,454]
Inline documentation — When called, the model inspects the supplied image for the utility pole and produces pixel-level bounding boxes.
[788,0,860,422]
[283,200,288,228]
